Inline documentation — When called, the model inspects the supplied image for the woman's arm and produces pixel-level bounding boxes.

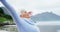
[0,0,23,24]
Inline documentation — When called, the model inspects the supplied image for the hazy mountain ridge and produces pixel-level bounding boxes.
[31,12,60,22]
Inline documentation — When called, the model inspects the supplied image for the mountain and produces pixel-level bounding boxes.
[31,12,60,22]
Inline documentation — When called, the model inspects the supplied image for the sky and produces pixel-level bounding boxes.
[0,0,60,15]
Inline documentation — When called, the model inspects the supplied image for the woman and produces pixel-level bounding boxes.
[0,0,40,32]
[20,10,40,32]
[20,10,35,25]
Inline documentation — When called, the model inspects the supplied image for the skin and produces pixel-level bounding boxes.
[20,10,32,18]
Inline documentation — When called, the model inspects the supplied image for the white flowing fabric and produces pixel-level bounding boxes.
[0,0,40,32]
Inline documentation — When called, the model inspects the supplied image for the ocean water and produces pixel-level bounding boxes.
[36,21,60,32]
[0,21,60,32]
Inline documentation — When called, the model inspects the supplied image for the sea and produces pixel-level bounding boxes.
[0,21,60,32]
[36,21,60,32]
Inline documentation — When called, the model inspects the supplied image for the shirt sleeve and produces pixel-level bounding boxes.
[23,18,35,25]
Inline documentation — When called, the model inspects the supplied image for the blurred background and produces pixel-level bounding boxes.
[0,0,60,32]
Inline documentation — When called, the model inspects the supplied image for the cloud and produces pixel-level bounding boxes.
[0,0,60,15]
